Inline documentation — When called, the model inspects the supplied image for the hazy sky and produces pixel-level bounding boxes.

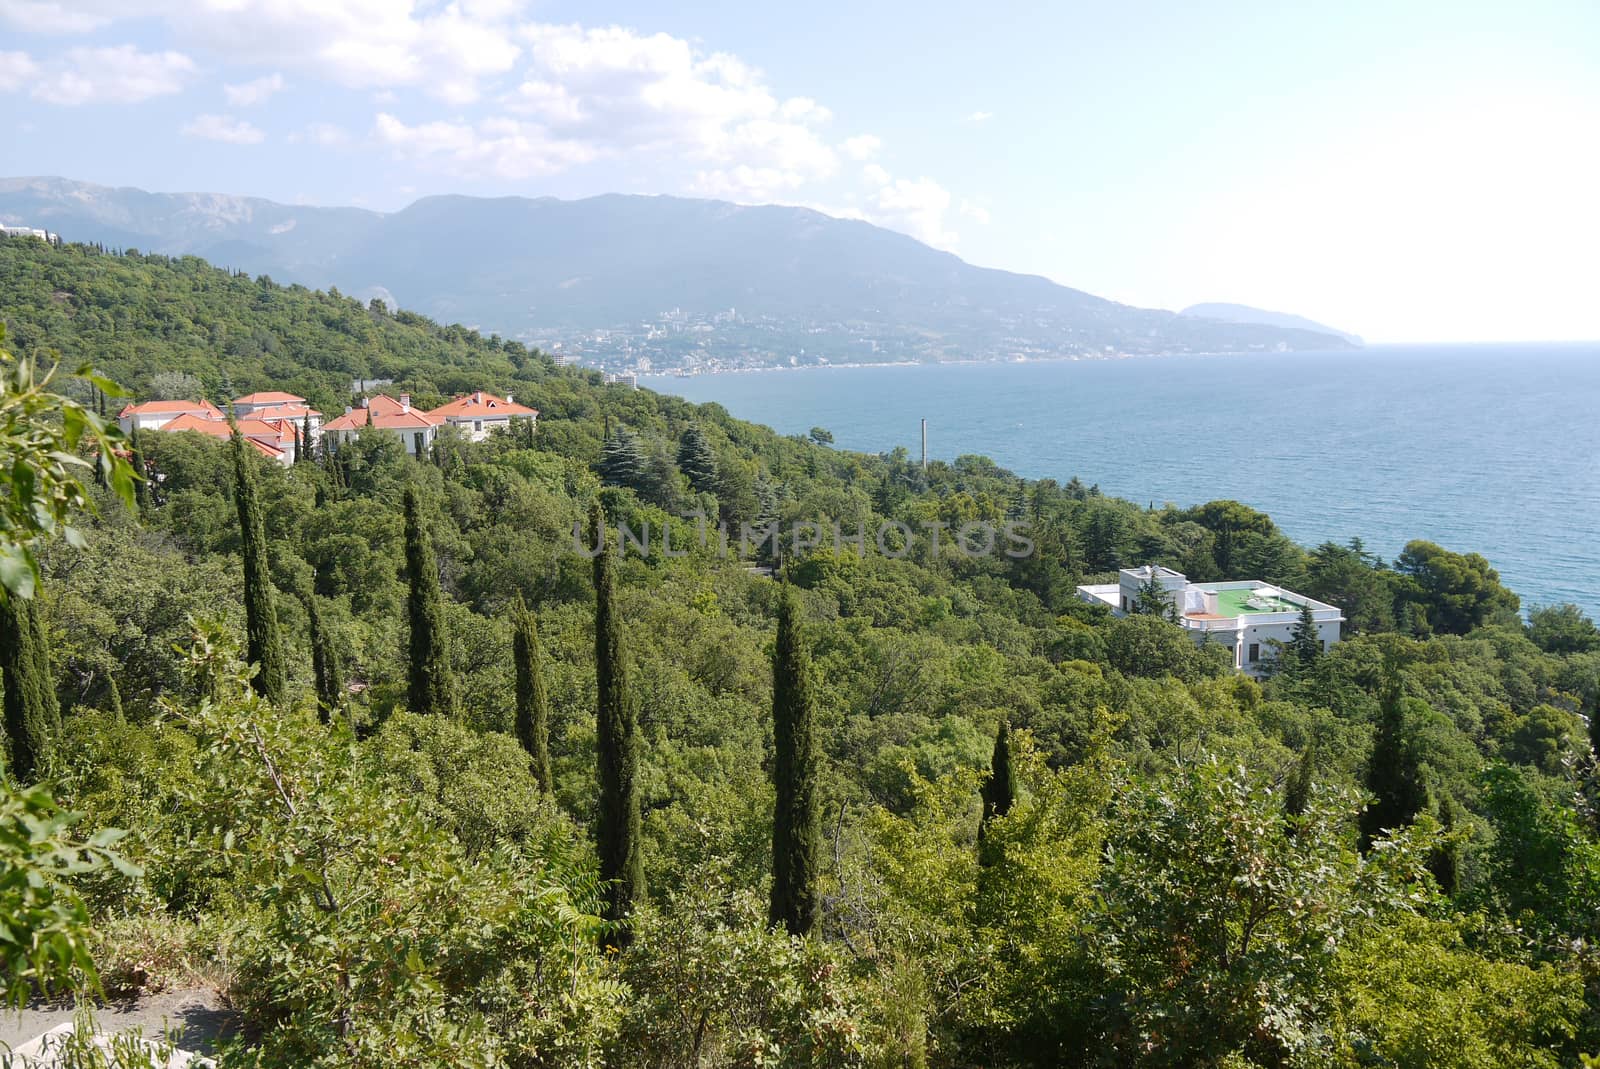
[2,0,1597,342]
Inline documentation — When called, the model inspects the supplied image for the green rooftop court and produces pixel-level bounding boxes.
[1210,587,1301,618]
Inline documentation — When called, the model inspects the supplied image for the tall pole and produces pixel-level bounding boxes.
[921,418,927,473]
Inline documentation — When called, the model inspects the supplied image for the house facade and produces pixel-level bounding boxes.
[118,399,226,434]
[322,394,442,456]
[118,395,319,465]
[426,390,538,442]
[1077,565,1343,674]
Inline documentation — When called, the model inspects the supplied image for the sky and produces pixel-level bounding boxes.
[1,0,1597,343]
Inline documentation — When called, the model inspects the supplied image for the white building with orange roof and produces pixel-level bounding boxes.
[426,390,538,442]
[322,393,443,456]
[118,399,225,435]
[232,391,307,417]
[161,412,289,464]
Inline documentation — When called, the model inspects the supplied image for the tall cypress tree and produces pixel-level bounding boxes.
[403,486,457,717]
[306,593,345,724]
[1284,741,1316,820]
[512,593,554,795]
[1428,792,1463,895]
[978,720,1017,863]
[592,501,643,942]
[770,586,820,936]
[106,676,125,724]
[232,429,286,705]
[1359,673,1428,851]
[0,590,60,782]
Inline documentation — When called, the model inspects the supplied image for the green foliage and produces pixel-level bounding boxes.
[0,322,134,597]
[1395,539,1521,635]
[617,885,866,1067]
[1360,674,1430,851]
[1087,760,1426,1067]
[306,592,345,723]
[510,593,553,794]
[1527,602,1600,654]
[592,502,644,939]
[1,585,60,781]
[677,424,720,494]
[0,780,138,1007]
[1329,913,1581,1068]
[232,428,287,705]
[977,719,1016,861]
[4,241,1597,1067]
[770,585,821,936]
[403,486,458,717]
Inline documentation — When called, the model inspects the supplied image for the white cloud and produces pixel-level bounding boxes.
[0,0,114,33]
[0,50,39,92]
[691,165,808,201]
[966,110,993,122]
[373,111,598,179]
[868,173,957,249]
[841,134,880,161]
[501,22,837,184]
[182,112,266,144]
[29,45,194,105]
[959,197,991,225]
[34,0,524,102]
[224,72,284,106]
[290,121,348,146]
[2,8,970,253]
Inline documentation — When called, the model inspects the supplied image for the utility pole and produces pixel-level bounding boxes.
[921,418,927,473]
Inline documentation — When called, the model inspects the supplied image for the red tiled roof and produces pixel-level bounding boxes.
[324,395,442,433]
[233,391,306,405]
[119,399,225,419]
[428,390,538,419]
[247,403,322,420]
[161,413,232,437]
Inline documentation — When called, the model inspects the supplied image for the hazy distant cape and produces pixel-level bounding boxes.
[0,176,1355,366]
[1180,302,1362,346]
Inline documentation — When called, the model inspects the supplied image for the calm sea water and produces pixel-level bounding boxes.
[643,344,1600,614]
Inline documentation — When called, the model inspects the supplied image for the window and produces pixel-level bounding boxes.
[473,420,483,433]
[413,432,424,454]
[1248,643,1260,663]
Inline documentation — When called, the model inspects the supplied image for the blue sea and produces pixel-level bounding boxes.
[643,344,1600,614]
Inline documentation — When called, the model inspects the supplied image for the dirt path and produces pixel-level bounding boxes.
[0,989,236,1059]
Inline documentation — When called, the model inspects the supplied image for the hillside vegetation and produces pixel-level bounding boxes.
[2,236,1599,1068]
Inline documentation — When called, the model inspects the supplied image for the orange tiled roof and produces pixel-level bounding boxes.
[119,399,225,419]
[324,395,442,433]
[160,412,232,436]
[428,390,538,419]
[233,391,306,405]
[247,403,322,420]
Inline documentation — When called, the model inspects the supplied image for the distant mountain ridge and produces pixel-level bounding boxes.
[0,176,1356,369]
[1181,302,1362,346]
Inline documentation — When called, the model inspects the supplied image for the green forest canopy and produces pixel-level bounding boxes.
[2,235,1600,1067]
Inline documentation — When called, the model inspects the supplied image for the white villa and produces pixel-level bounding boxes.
[1078,565,1343,673]
[322,394,442,456]
[118,394,321,466]
[427,390,538,442]
[117,399,227,434]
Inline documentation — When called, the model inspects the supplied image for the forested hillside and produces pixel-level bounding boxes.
[3,236,1599,1068]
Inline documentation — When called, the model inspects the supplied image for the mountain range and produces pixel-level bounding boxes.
[1180,302,1362,346]
[0,176,1357,370]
